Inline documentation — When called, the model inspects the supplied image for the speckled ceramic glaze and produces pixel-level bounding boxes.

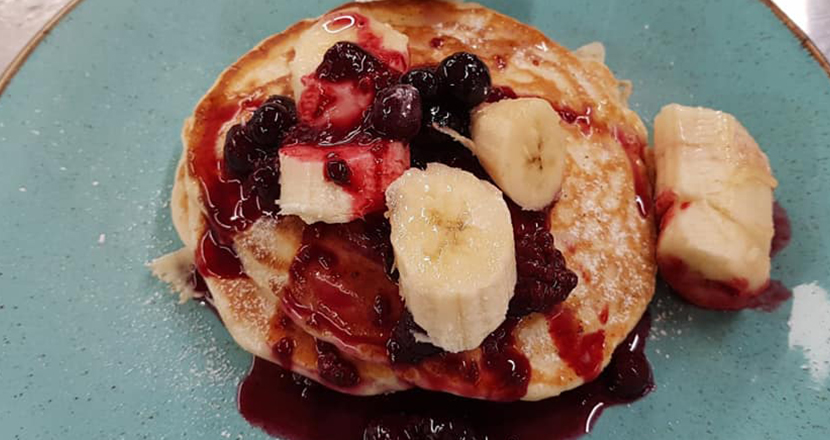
[1,0,828,438]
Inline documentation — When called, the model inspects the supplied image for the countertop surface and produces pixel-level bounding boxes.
[1,0,829,77]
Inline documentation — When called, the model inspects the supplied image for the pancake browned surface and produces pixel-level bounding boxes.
[153,0,656,401]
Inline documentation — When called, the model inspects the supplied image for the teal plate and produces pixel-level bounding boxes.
[1,0,829,438]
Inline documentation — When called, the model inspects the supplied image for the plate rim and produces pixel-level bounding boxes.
[0,0,828,100]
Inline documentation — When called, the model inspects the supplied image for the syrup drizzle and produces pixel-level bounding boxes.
[281,215,402,350]
[547,307,607,380]
[238,313,654,440]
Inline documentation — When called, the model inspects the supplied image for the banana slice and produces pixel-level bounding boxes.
[385,163,517,353]
[290,10,409,101]
[654,104,778,304]
[469,97,571,211]
[279,142,410,224]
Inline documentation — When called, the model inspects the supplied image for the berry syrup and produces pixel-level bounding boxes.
[238,313,654,440]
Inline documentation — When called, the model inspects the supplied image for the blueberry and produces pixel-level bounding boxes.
[224,124,266,177]
[400,67,439,101]
[246,97,297,148]
[437,52,491,107]
[371,84,422,140]
[325,154,351,186]
[422,102,469,135]
[316,41,384,82]
[264,94,297,112]
[248,162,281,212]
[407,103,469,168]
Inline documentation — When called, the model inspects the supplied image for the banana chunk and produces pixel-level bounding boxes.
[654,104,777,306]
[469,97,570,211]
[385,163,517,353]
[290,10,409,101]
[279,142,410,224]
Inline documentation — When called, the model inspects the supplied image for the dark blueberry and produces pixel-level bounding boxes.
[224,124,267,177]
[423,102,469,135]
[606,351,652,399]
[325,154,351,186]
[371,84,422,140]
[400,67,439,101]
[246,98,297,148]
[437,52,491,107]
[316,41,384,83]
[248,162,281,212]
[265,94,297,113]
[408,102,473,170]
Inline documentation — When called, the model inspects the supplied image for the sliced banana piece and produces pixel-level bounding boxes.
[654,104,777,292]
[290,10,409,101]
[279,142,409,224]
[469,97,571,211]
[385,163,517,353]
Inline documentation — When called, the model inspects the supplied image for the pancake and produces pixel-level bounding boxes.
[152,0,656,401]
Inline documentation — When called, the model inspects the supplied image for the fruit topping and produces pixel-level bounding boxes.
[279,142,409,224]
[386,311,443,364]
[316,41,390,83]
[370,84,422,140]
[437,52,492,108]
[423,102,470,136]
[400,67,440,101]
[653,104,778,308]
[246,161,281,213]
[385,163,517,353]
[223,124,267,178]
[289,11,409,102]
[246,95,297,148]
[508,203,578,317]
[469,98,570,210]
[324,154,351,185]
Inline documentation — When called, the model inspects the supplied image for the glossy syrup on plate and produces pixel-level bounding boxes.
[238,312,654,440]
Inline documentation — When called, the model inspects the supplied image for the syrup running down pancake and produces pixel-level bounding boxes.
[152,0,656,402]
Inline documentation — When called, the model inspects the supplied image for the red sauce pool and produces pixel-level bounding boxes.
[238,313,653,440]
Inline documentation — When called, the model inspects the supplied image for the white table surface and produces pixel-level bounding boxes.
[1,0,829,80]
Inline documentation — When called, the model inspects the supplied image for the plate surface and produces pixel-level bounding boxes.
[1,0,829,438]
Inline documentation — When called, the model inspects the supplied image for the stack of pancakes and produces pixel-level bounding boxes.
[152,0,656,401]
